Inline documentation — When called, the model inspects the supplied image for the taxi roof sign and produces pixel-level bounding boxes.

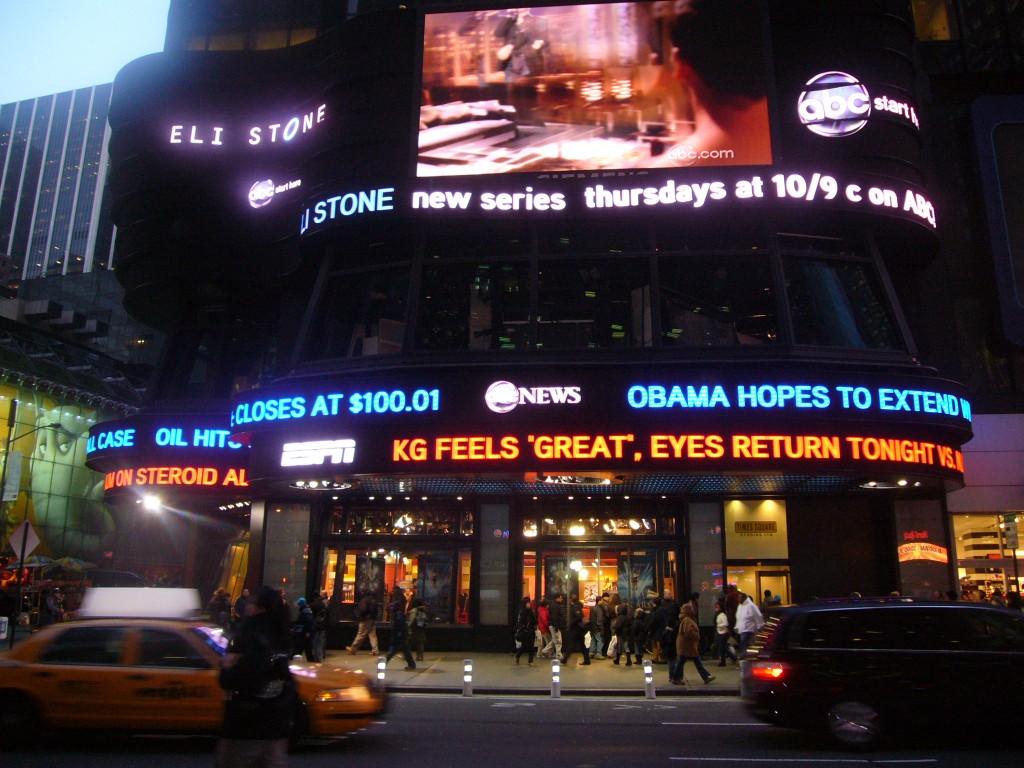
[77,587,203,619]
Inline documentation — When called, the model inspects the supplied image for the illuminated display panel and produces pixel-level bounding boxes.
[419,1,772,176]
[86,415,249,498]
[225,364,971,484]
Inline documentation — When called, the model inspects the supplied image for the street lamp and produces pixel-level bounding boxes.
[2,402,72,648]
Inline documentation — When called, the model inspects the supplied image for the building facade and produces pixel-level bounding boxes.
[86,0,1022,649]
[0,85,116,284]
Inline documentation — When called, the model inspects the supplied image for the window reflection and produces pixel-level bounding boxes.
[784,256,901,350]
[659,253,776,346]
[416,261,531,351]
[536,257,652,349]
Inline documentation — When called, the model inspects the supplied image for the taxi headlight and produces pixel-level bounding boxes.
[316,685,372,703]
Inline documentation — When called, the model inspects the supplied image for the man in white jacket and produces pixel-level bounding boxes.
[734,591,765,658]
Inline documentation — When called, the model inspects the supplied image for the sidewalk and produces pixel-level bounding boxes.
[323,650,741,697]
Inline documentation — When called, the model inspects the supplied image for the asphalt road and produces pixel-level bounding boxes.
[8,694,1022,768]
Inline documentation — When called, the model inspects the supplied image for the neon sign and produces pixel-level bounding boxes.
[280,439,356,467]
[626,383,970,419]
[103,466,249,489]
[384,430,964,473]
[231,388,441,428]
[167,103,327,149]
[798,71,919,137]
[485,381,582,413]
[299,168,937,237]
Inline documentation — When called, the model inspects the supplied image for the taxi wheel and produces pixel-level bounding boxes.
[287,699,309,751]
[0,692,40,736]
[827,700,881,749]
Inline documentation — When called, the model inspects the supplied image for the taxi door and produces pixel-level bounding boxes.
[29,624,132,728]
[117,626,225,731]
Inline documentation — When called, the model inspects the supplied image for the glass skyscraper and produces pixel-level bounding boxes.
[0,84,115,285]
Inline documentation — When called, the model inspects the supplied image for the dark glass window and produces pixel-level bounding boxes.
[305,265,411,360]
[659,253,776,346]
[536,257,652,350]
[39,626,126,665]
[138,629,212,668]
[415,261,531,351]
[784,257,902,350]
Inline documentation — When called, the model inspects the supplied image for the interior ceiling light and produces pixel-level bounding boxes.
[289,479,353,491]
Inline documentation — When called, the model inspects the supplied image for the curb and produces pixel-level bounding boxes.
[384,685,741,697]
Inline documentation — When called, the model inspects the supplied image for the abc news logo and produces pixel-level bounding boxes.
[797,71,871,137]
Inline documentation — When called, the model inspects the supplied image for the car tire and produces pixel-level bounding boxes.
[287,698,310,751]
[827,700,881,748]
[0,692,41,738]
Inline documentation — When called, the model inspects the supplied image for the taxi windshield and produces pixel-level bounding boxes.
[193,625,230,657]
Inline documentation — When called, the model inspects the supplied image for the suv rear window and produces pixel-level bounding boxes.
[793,606,1024,652]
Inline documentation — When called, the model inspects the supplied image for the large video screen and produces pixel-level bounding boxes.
[419,0,772,176]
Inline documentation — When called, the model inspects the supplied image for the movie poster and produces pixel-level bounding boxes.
[619,556,654,606]
[545,556,578,597]
[355,555,386,615]
[420,554,452,617]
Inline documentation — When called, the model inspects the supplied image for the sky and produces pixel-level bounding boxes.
[0,0,170,105]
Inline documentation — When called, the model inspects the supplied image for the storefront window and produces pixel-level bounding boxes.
[522,546,676,609]
[659,253,776,346]
[522,514,672,537]
[328,505,474,536]
[952,513,1022,600]
[330,546,472,624]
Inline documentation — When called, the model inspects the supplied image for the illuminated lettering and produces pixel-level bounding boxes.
[845,437,935,464]
[735,385,830,409]
[649,434,725,459]
[627,385,730,409]
[732,435,841,459]
[231,396,307,427]
[87,428,136,453]
[393,438,429,462]
[247,104,327,145]
[309,393,345,417]
[280,439,356,467]
[133,467,220,486]
[479,188,567,212]
[530,434,634,461]
[433,436,519,461]
[584,181,726,210]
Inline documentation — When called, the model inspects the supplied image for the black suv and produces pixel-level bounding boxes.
[740,598,1024,747]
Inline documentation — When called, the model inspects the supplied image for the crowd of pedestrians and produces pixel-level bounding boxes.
[508,586,772,685]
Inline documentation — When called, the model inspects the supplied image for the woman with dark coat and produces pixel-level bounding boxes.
[217,585,296,768]
[514,596,538,666]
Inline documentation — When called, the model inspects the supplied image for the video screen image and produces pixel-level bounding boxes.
[419,0,772,176]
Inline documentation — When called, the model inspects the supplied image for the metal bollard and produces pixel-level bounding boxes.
[550,657,561,698]
[463,658,473,696]
[643,658,656,699]
[377,655,386,684]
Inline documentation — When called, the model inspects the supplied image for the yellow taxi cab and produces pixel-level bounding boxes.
[0,587,386,740]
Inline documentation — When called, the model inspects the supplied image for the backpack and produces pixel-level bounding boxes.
[414,607,428,628]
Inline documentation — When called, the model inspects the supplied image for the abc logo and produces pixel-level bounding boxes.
[248,179,276,208]
[485,380,520,413]
[797,71,871,137]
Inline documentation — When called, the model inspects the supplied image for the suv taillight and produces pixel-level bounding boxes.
[750,662,788,681]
